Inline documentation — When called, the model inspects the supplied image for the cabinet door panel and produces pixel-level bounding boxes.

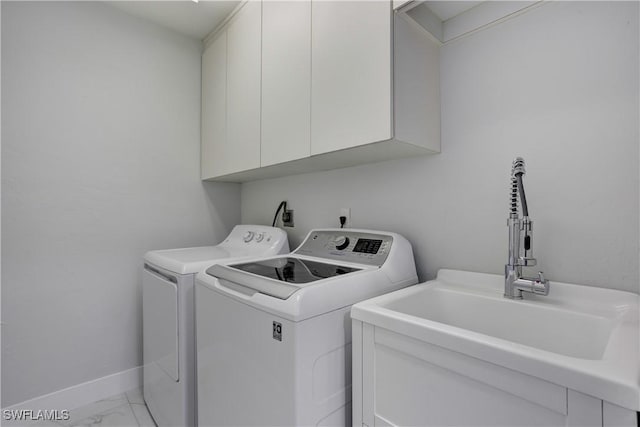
[311,0,392,155]
[226,1,261,174]
[603,402,637,427]
[370,328,568,426]
[201,33,226,180]
[262,1,311,166]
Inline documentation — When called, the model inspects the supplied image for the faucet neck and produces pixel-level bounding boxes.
[507,217,521,267]
[505,157,549,299]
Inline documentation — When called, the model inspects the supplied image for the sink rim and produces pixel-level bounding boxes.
[351,269,640,411]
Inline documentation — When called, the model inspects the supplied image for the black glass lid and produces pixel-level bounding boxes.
[229,257,361,284]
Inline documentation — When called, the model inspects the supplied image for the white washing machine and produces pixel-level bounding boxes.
[142,225,289,427]
[195,228,417,426]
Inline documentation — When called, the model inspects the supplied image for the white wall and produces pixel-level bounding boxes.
[1,2,240,407]
[242,1,639,293]
[1,0,4,410]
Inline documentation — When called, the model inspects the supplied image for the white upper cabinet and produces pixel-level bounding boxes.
[201,0,440,182]
[261,1,311,167]
[201,32,226,180]
[201,1,261,180]
[311,1,392,155]
[225,0,261,176]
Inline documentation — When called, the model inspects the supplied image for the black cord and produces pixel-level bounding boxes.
[272,201,287,227]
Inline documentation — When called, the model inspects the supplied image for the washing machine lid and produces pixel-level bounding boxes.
[206,258,361,300]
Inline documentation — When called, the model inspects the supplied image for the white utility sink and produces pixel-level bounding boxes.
[351,269,640,411]
[384,283,616,360]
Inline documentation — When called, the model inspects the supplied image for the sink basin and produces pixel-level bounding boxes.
[351,269,639,411]
[384,285,615,359]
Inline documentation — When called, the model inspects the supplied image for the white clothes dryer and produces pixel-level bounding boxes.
[142,225,289,427]
[195,228,417,426]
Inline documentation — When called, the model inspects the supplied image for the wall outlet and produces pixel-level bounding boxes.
[282,209,294,227]
[339,207,351,228]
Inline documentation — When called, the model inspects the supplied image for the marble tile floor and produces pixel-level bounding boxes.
[4,388,156,427]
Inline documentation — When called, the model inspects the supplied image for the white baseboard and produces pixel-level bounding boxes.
[3,366,142,412]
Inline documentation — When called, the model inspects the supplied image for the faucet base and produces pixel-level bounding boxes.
[505,275,550,299]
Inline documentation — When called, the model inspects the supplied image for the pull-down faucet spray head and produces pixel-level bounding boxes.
[511,157,528,217]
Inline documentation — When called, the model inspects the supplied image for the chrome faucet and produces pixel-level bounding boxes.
[505,157,550,299]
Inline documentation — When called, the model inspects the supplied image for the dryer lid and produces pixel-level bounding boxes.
[144,246,234,275]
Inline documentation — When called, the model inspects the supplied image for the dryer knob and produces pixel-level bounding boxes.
[255,232,265,243]
[335,236,350,250]
[243,231,255,243]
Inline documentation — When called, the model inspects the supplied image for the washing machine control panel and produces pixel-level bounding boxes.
[295,230,393,267]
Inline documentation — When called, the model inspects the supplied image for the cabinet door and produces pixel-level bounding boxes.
[201,32,226,180]
[225,1,261,174]
[261,1,311,166]
[364,327,570,427]
[311,1,393,155]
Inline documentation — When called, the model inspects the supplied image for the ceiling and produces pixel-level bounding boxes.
[423,1,482,21]
[107,1,240,40]
[107,0,482,41]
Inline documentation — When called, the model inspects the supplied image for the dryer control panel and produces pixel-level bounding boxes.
[219,225,290,257]
[294,230,393,267]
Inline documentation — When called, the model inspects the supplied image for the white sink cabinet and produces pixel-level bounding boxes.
[351,270,639,427]
[200,0,440,182]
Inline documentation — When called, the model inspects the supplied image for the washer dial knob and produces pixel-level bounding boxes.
[255,232,265,243]
[243,231,255,243]
[334,236,350,250]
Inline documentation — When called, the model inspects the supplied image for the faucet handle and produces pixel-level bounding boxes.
[531,271,550,296]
